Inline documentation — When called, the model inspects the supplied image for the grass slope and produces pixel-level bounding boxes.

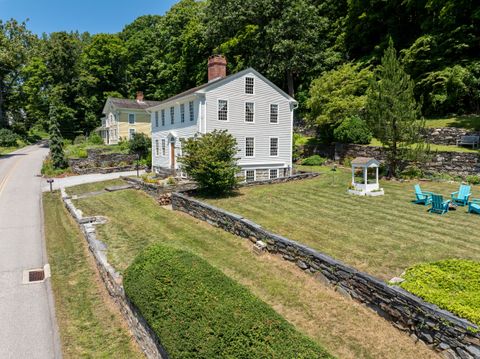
[425,115,480,130]
[125,244,331,358]
[400,259,480,326]
[43,192,143,358]
[203,169,480,280]
[71,186,438,359]
[369,138,478,153]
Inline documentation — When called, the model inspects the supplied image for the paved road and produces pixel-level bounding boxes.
[0,144,61,359]
[41,169,145,192]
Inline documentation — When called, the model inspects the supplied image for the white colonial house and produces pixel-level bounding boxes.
[148,55,297,182]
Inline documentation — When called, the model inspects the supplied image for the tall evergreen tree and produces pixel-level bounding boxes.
[366,39,425,177]
[48,102,67,169]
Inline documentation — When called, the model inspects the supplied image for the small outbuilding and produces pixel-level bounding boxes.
[348,157,384,196]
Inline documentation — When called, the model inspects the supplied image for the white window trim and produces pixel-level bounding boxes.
[245,76,255,95]
[244,101,255,123]
[269,103,279,124]
[245,169,256,182]
[161,138,166,157]
[245,137,255,158]
[170,106,175,125]
[154,111,159,128]
[155,139,159,157]
[129,128,136,140]
[180,103,185,123]
[128,113,136,125]
[161,109,165,126]
[217,99,229,122]
[189,101,195,121]
[269,168,278,179]
[269,137,279,157]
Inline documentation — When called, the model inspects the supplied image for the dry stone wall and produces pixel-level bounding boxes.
[425,128,480,146]
[171,192,480,359]
[68,149,139,175]
[61,189,169,359]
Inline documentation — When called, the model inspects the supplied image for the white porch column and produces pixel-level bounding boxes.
[363,166,368,185]
[376,167,379,185]
[352,166,355,185]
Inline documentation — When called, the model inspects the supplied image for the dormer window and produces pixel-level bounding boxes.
[245,77,254,94]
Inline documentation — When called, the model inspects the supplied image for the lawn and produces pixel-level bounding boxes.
[70,185,437,359]
[67,178,127,196]
[369,138,478,153]
[43,192,143,358]
[203,168,480,281]
[425,114,480,130]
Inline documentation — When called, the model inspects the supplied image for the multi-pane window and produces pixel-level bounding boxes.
[161,109,165,126]
[129,128,135,140]
[155,139,159,156]
[218,100,228,121]
[245,77,254,94]
[270,104,279,123]
[245,102,254,122]
[161,139,166,156]
[170,106,175,124]
[128,113,135,124]
[245,137,254,157]
[154,111,159,127]
[189,101,194,121]
[270,137,279,156]
[245,170,255,182]
[269,169,278,179]
[180,104,185,123]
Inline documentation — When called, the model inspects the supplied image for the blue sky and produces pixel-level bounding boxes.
[0,0,179,35]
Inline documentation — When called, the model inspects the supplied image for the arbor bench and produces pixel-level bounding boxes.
[456,135,479,149]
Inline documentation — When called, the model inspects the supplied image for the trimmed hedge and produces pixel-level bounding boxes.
[124,245,332,359]
[300,155,327,166]
[400,259,480,326]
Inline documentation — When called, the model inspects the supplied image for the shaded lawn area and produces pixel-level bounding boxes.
[203,169,480,280]
[71,187,438,359]
[425,114,480,131]
[43,192,143,358]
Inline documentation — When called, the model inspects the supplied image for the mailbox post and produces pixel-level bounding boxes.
[47,178,54,192]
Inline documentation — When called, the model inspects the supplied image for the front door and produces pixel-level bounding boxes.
[170,142,175,171]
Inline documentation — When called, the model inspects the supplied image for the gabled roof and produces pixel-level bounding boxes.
[351,157,380,167]
[147,68,297,110]
[103,97,162,113]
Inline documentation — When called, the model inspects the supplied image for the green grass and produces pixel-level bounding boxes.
[425,114,480,130]
[400,259,480,326]
[65,143,129,159]
[43,192,143,358]
[67,179,127,196]
[125,244,331,358]
[369,138,478,153]
[203,168,480,280]
[70,185,438,359]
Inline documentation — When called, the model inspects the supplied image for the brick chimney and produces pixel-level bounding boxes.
[136,91,144,102]
[208,55,227,82]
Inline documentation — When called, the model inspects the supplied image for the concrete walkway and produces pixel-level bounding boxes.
[41,170,145,192]
[0,144,62,358]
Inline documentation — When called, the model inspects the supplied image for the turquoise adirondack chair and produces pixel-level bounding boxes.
[413,184,433,205]
[451,184,471,206]
[468,198,480,214]
[429,194,451,215]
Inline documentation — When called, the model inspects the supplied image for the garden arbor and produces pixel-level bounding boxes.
[348,157,384,196]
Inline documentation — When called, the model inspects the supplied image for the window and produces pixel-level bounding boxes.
[155,139,159,156]
[180,104,185,123]
[245,170,255,182]
[270,104,279,123]
[170,106,175,124]
[245,77,254,94]
[161,139,166,156]
[189,101,194,121]
[128,113,136,124]
[245,137,254,157]
[269,169,278,179]
[245,102,254,122]
[218,100,228,121]
[161,109,165,126]
[154,111,159,127]
[270,137,278,156]
[129,128,136,140]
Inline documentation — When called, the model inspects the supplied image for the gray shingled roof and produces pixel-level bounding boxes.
[109,98,162,110]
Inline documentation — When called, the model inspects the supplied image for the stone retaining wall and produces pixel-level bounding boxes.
[61,189,169,359]
[171,192,480,359]
[337,144,480,176]
[68,149,138,175]
[121,176,198,198]
[241,172,320,187]
[425,128,480,146]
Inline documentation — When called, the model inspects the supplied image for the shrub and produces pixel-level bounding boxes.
[49,103,67,169]
[466,175,480,185]
[400,259,480,326]
[124,244,331,358]
[179,130,239,194]
[333,116,373,144]
[73,135,86,145]
[399,165,424,179]
[300,155,327,166]
[342,156,354,167]
[87,132,104,145]
[0,128,20,147]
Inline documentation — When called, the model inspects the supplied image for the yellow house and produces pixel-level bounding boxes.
[99,92,160,145]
